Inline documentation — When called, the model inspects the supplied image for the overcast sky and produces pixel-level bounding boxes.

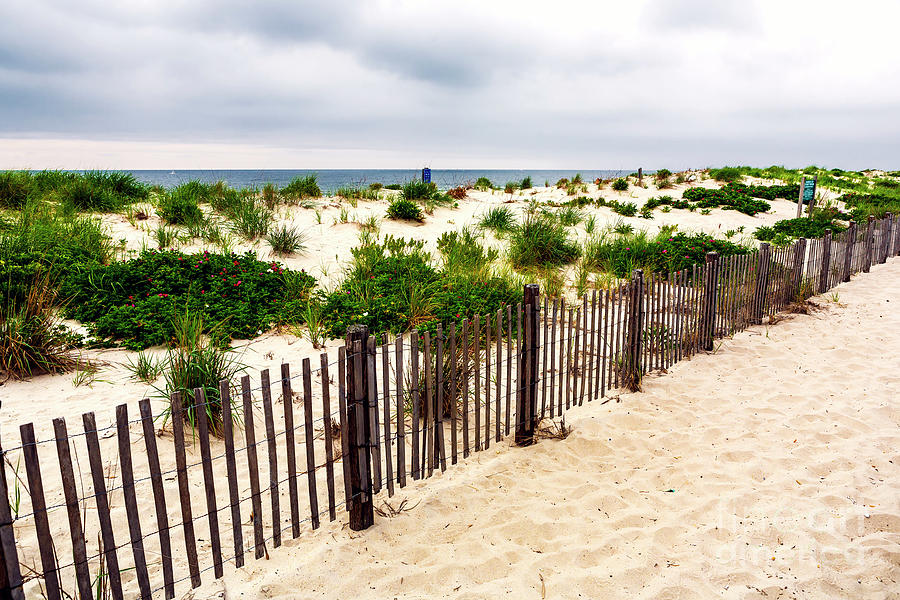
[1,0,898,170]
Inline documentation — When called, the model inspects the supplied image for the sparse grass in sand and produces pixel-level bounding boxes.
[281,173,322,202]
[507,212,581,270]
[478,206,516,234]
[266,224,308,256]
[1,270,80,381]
[386,198,425,222]
[152,222,178,249]
[153,309,245,436]
[612,178,629,191]
[125,350,163,383]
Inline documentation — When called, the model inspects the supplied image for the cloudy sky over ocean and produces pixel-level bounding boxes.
[1,0,898,169]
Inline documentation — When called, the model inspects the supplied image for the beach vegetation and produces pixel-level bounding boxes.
[507,213,581,269]
[474,177,493,190]
[478,206,516,233]
[60,250,317,350]
[266,224,308,256]
[612,178,629,191]
[281,174,321,200]
[386,198,425,222]
[708,167,743,183]
[521,176,532,189]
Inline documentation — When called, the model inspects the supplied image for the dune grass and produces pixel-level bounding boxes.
[478,206,516,233]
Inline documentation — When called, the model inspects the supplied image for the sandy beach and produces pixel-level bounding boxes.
[192,257,900,600]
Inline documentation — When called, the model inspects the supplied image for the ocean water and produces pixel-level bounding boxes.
[126,169,637,193]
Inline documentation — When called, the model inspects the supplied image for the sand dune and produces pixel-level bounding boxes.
[201,259,900,600]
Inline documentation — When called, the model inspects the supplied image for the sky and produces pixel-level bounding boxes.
[1,0,898,170]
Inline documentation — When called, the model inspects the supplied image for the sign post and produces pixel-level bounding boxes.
[796,175,817,218]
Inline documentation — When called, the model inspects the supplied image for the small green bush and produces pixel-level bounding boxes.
[754,217,846,242]
[281,174,321,200]
[521,176,532,189]
[386,198,425,222]
[384,183,402,191]
[612,201,638,217]
[61,250,317,349]
[474,177,493,190]
[479,206,516,233]
[266,224,307,255]
[612,178,629,191]
[158,184,204,225]
[708,167,743,182]
[508,214,581,269]
[401,180,437,201]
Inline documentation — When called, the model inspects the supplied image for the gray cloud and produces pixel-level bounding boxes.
[1,0,899,169]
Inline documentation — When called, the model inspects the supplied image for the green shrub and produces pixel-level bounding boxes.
[504,182,519,194]
[754,217,847,242]
[612,178,629,191]
[158,184,204,225]
[230,198,272,240]
[386,198,425,222]
[474,177,493,190]
[61,250,317,350]
[508,214,581,269]
[266,224,307,255]
[319,235,518,337]
[479,206,516,233]
[682,183,771,216]
[0,171,34,209]
[556,206,583,226]
[839,192,900,221]
[708,167,743,183]
[521,176,532,189]
[384,183,402,191]
[584,230,751,278]
[401,180,437,201]
[612,201,638,217]
[154,309,244,435]
[281,174,321,200]
[1,270,80,380]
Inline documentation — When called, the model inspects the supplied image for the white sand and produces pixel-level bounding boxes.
[199,258,900,600]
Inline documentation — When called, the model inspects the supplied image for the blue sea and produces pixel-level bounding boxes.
[125,169,637,194]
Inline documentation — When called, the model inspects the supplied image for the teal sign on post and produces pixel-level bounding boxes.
[802,178,816,203]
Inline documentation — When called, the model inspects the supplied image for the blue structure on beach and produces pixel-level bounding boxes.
[422,167,431,183]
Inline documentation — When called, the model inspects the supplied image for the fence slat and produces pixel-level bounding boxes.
[460,319,470,458]
[219,381,244,568]
[337,348,353,505]
[473,316,481,452]
[0,428,25,600]
[381,337,395,495]
[559,299,566,412]
[449,324,458,464]
[367,338,382,494]
[550,299,558,414]
[395,337,408,486]
[320,353,337,519]
[52,417,93,600]
[410,332,421,477]
[436,326,447,472]
[260,369,281,547]
[137,399,176,597]
[19,424,60,600]
[193,389,223,579]
[506,304,514,435]
[423,332,433,477]
[483,314,491,450]
[170,393,202,587]
[241,376,266,558]
[280,364,300,539]
[302,358,320,529]
[494,310,502,442]
[82,412,125,600]
[542,297,550,415]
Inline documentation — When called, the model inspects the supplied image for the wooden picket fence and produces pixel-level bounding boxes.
[0,214,897,599]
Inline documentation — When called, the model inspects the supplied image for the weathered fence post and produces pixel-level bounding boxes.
[346,325,374,530]
[753,244,771,323]
[884,213,894,261]
[625,270,644,391]
[795,176,806,218]
[863,215,875,272]
[0,427,25,600]
[843,223,856,282]
[516,284,540,446]
[701,253,719,351]
[792,238,807,296]
[818,229,832,294]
